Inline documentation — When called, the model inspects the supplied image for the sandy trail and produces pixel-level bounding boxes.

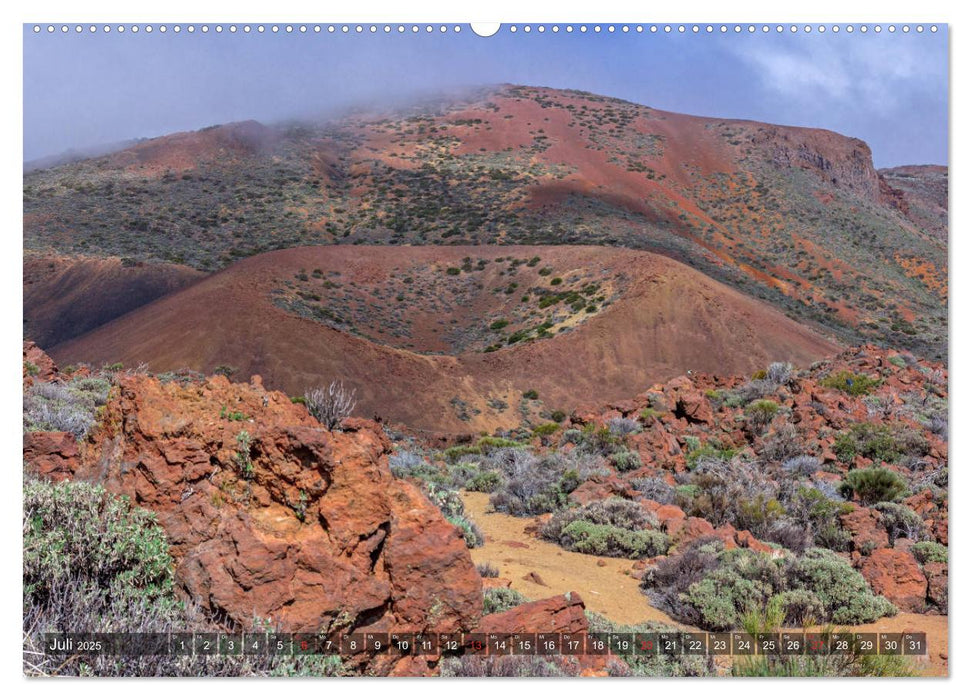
[463,491,682,627]
[463,491,948,676]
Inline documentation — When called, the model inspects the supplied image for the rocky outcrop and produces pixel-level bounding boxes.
[859,548,928,612]
[476,593,620,677]
[841,507,890,552]
[38,372,482,675]
[924,561,948,612]
[23,431,79,479]
[478,592,587,635]
[751,125,882,202]
[23,340,57,382]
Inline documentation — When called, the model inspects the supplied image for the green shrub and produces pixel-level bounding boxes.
[468,470,503,493]
[611,449,643,472]
[24,476,175,607]
[550,410,567,423]
[482,587,529,615]
[522,389,539,400]
[874,502,925,543]
[447,514,484,548]
[746,399,779,429]
[787,548,897,624]
[560,428,584,444]
[541,499,667,558]
[684,566,771,630]
[424,483,483,548]
[820,371,881,396]
[639,407,662,422]
[686,444,737,470]
[785,486,854,550]
[911,541,947,564]
[560,521,668,559]
[234,430,254,479]
[487,449,593,516]
[23,376,113,440]
[443,444,482,461]
[839,468,908,505]
[771,589,826,626]
[833,423,927,465]
[643,543,895,630]
[532,422,560,437]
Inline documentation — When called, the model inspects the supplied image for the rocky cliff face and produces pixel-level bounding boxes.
[749,125,884,202]
[27,358,484,675]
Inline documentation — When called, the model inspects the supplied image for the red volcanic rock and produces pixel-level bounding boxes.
[860,548,927,612]
[674,390,714,426]
[654,503,686,525]
[478,592,588,635]
[476,592,624,676]
[482,578,512,590]
[23,431,79,478]
[734,530,775,555]
[841,507,890,551]
[23,340,58,383]
[668,516,716,546]
[569,476,636,505]
[61,373,481,674]
[714,524,739,550]
[924,561,948,612]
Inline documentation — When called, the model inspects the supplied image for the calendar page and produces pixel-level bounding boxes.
[21,11,949,681]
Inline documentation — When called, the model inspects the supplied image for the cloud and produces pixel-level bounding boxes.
[727,34,946,115]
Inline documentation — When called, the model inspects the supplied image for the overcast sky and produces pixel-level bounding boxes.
[23,24,948,167]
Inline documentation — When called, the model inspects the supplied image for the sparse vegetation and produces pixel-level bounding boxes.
[839,468,908,505]
[821,371,881,396]
[641,539,896,630]
[305,380,357,430]
[23,375,112,440]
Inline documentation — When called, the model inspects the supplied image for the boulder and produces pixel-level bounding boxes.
[569,476,636,506]
[924,561,948,612]
[674,391,714,425]
[482,577,512,590]
[860,548,927,612]
[23,340,58,383]
[668,516,716,546]
[23,431,79,478]
[841,507,890,551]
[65,374,482,675]
[478,592,588,635]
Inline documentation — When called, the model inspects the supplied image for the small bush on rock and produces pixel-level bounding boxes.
[911,541,947,564]
[304,380,357,430]
[839,468,908,505]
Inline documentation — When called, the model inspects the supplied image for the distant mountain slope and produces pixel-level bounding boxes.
[24,85,947,360]
[52,245,838,434]
[879,165,948,243]
[24,253,204,347]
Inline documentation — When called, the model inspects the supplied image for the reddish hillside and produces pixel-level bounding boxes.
[879,165,949,243]
[24,253,204,348]
[53,245,838,434]
[24,85,947,360]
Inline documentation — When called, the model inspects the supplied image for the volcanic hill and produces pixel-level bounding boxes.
[24,85,947,361]
[51,245,837,434]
